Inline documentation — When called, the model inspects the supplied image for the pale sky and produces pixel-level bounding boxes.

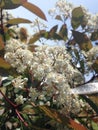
[7,0,98,34]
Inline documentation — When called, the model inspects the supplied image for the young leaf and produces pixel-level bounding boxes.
[7,18,32,25]
[22,2,47,21]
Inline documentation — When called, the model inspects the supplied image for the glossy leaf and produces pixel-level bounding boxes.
[0,57,11,69]
[22,2,47,21]
[71,7,87,29]
[7,18,32,25]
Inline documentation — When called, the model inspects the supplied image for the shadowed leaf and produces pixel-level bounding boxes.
[0,57,11,69]
[72,30,92,51]
[55,15,63,21]
[28,30,46,44]
[22,2,47,21]
[39,106,69,124]
[0,36,4,50]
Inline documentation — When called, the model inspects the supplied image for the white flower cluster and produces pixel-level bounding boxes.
[4,38,33,73]
[81,6,98,31]
[12,76,28,89]
[48,0,74,19]
[4,40,85,114]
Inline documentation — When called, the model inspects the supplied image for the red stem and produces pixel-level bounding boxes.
[0,90,17,108]
[15,109,28,127]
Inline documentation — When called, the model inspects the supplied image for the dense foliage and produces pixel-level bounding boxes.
[0,0,98,130]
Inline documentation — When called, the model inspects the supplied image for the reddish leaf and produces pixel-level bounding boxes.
[22,2,47,21]
[69,119,88,130]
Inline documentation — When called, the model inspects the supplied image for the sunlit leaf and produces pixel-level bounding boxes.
[0,57,11,69]
[71,7,87,29]
[69,119,87,130]
[22,2,47,20]
[91,121,98,130]
[7,18,32,25]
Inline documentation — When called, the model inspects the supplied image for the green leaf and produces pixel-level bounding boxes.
[22,2,47,21]
[71,7,87,29]
[11,0,27,4]
[92,121,98,130]
[7,18,32,25]
[0,0,21,9]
